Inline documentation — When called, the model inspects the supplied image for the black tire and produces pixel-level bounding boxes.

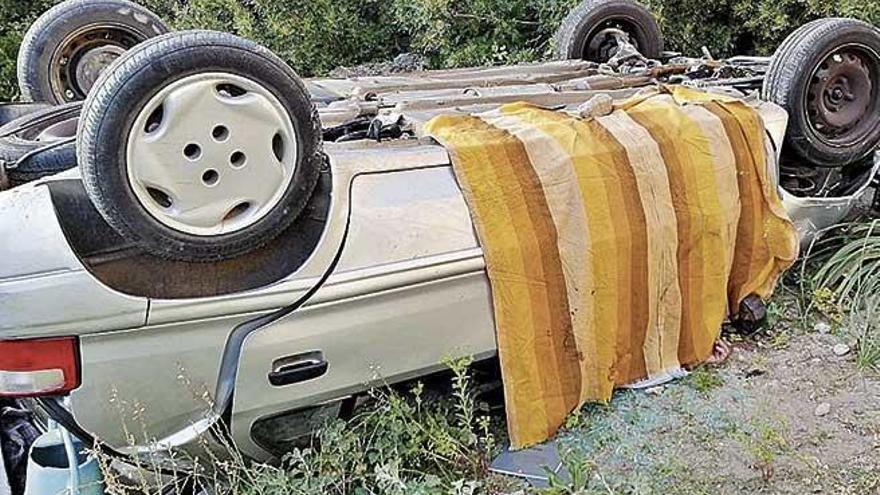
[78,30,323,262]
[0,103,51,127]
[0,103,80,186]
[762,19,826,106]
[17,0,169,104]
[763,18,880,167]
[554,0,663,62]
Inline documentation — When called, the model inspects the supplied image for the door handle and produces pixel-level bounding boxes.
[268,351,328,386]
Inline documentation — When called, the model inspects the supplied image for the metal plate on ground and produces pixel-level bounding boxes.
[489,440,570,488]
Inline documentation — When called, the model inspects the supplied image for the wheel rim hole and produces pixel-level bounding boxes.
[147,188,172,209]
[224,202,251,221]
[184,143,202,160]
[202,169,219,186]
[144,105,164,134]
[272,133,285,162]
[212,125,230,142]
[230,151,247,168]
[216,83,247,98]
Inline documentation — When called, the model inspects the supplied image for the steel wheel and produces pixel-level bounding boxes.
[127,73,299,236]
[17,0,168,104]
[763,18,880,167]
[805,44,879,149]
[50,23,141,102]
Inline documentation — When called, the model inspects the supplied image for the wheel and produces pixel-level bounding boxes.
[17,0,169,104]
[0,103,51,127]
[78,30,323,262]
[554,0,663,63]
[0,103,80,186]
[763,18,880,167]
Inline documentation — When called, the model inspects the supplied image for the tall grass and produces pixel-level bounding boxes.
[812,220,880,372]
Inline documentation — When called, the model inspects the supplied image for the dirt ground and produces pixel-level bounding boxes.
[546,312,880,494]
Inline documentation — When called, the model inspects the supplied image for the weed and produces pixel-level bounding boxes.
[685,368,724,393]
[850,297,880,372]
[734,419,789,483]
[810,287,846,325]
[767,328,792,349]
[94,356,502,494]
[545,447,613,495]
[765,299,784,330]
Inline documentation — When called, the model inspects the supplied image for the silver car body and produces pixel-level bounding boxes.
[0,60,876,460]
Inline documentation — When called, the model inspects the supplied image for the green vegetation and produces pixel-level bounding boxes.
[684,367,724,393]
[733,419,790,483]
[0,0,54,102]
[644,0,880,59]
[812,220,880,372]
[2,0,880,101]
[98,356,520,494]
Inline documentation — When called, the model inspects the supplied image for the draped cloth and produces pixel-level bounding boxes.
[424,87,799,448]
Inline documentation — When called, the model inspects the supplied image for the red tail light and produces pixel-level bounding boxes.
[0,337,80,397]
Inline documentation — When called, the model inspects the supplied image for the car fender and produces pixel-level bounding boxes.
[0,178,147,336]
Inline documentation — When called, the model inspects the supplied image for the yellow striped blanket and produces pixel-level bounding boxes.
[424,86,799,449]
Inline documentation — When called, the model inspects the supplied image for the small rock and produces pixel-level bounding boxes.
[645,386,665,396]
[833,343,851,356]
[814,321,831,334]
[814,402,831,417]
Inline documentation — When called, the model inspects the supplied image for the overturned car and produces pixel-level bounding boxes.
[0,0,878,466]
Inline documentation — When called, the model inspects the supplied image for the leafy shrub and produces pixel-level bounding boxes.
[153,0,402,76]
[388,0,580,68]
[0,0,401,101]
[0,0,54,102]
[1,0,879,101]
[645,0,880,57]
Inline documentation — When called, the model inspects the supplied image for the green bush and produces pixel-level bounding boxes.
[645,0,880,57]
[388,0,580,68]
[0,0,54,102]
[148,0,402,76]
[1,0,879,102]
[0,0,402,101]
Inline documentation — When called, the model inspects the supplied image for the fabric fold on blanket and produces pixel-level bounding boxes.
[424,86,799,448]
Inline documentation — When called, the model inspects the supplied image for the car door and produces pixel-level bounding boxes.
[230,165,498,458]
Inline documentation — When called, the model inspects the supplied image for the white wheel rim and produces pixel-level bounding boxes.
[126,72,298,236]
